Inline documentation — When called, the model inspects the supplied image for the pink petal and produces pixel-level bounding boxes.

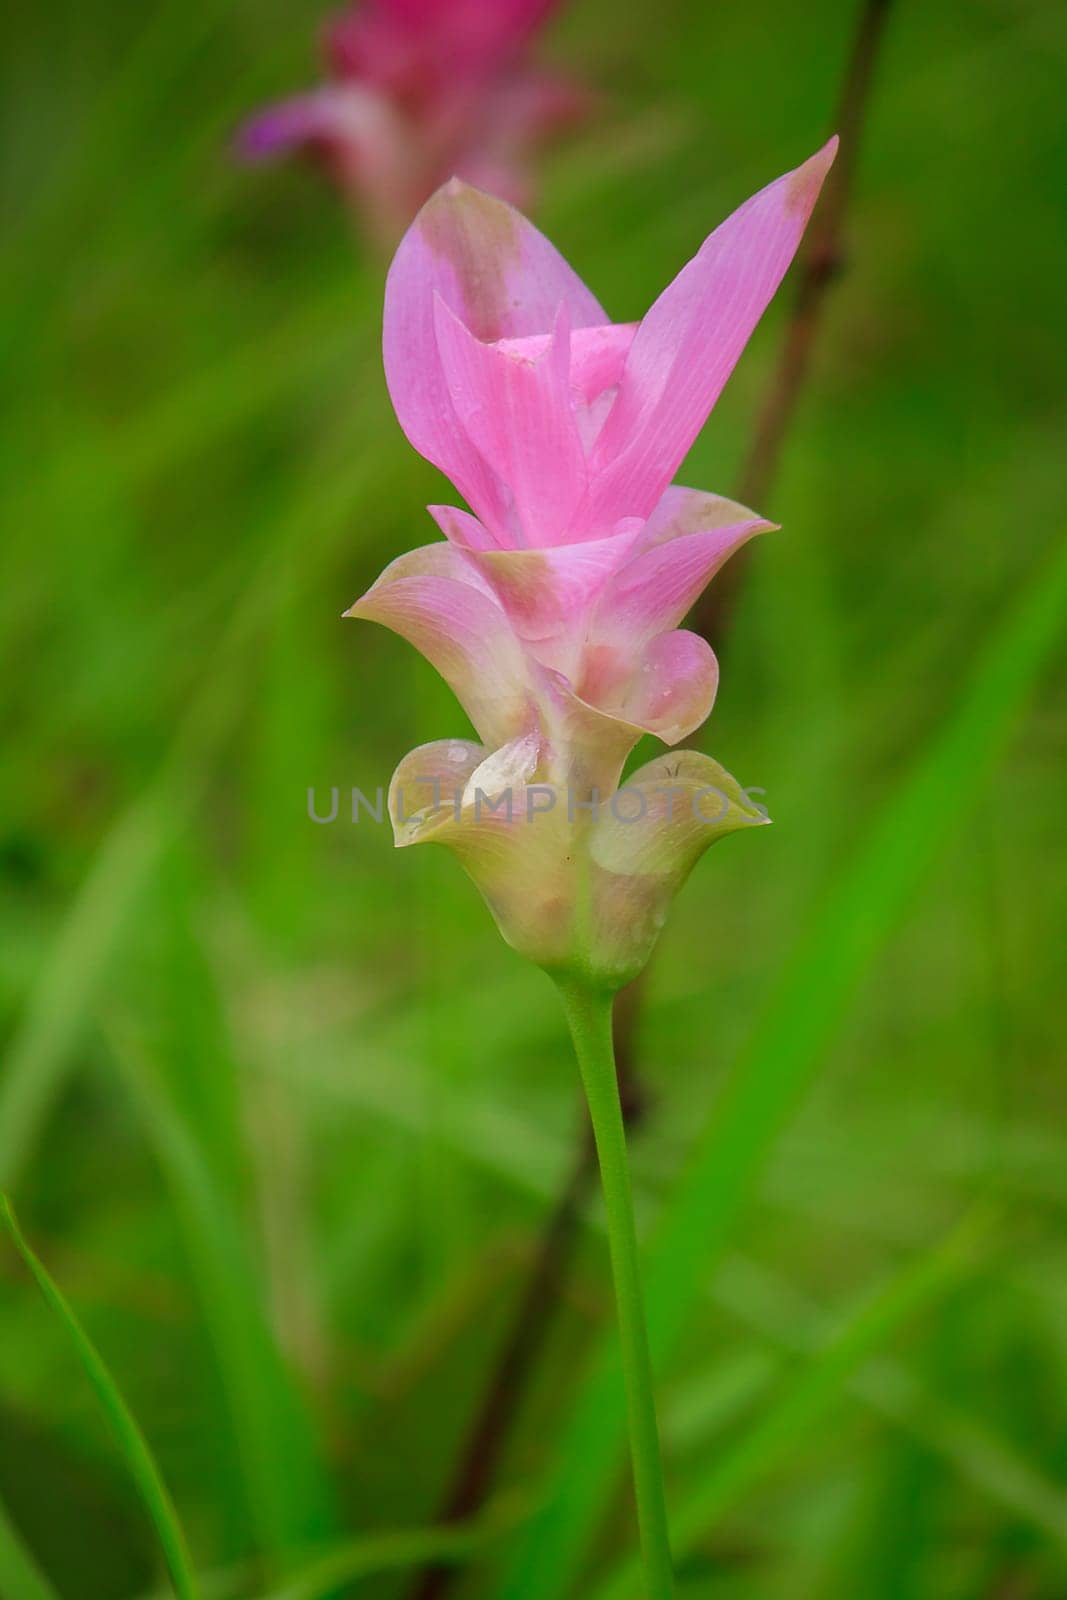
[432,298,588,545]
[579,628,719,747]
[235,88,361,161]
[566,321,639,402]
[490,321,637,400]
[333,0,561,93]
[485,67,593,141]
[449,152,531,212]
[427,504,503,552]
[566,322,639,460]
[594,490,775,643]
[236,98,323,162]
[627,484,755,549]
[384,177,606,345]
[621,629,720,745]
[484,320,639,462]
[345,543,532,746]
[531,666,646,795]
[440,0,562,83]
[587,140,838,524]
[234,83,404,167]
[463,521,643,645]
[383,180,607,529]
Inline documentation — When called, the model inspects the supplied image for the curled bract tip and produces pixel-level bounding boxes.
[388,739,768,989]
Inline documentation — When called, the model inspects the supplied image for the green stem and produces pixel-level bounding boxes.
[555,979,675,1599]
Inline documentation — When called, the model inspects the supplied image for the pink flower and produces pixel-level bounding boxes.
[349,144,836,984]
[236,0,586,245]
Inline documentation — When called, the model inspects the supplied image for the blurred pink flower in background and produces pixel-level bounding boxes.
[237,0,587,244]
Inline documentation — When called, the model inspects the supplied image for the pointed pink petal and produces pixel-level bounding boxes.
[627,484,759,549]
[432,298,588,545]
[345,544,532,746]
[383,181,607,529]
[235,83,405,168]
[236,94,333,161]
[390,178,607,344]
[594,490,774,642]
[587,140,838,523]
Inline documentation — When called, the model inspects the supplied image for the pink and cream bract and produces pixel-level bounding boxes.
[237,0,586,245]
[349,142,836,985]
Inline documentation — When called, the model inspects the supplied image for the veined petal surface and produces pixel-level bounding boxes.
[586,140,838,523]
[594,493,774,643]
[432,298,588,544]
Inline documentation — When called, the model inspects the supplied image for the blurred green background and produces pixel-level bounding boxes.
[2,0,1066,1596]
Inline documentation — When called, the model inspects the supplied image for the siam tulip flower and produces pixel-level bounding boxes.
[349,142,836,1599]
[348,140,837,991]
[236,0,586,245]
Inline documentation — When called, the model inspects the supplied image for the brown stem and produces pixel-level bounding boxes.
[616,0,895,1255]
[409,5,893,1593]
[409,1119,591,1600]
[692,0,895,641]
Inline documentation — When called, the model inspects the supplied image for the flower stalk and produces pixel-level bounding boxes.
[555,978,675,1599]
[346,145,836,1582]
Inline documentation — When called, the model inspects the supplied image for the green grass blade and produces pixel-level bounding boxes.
[0,1197,203,1600]
[593,1211,993,1598]
[0,451,372,1193]
[0,1492,61,1600]
[856,1365,1067,1547]
[105,1019,334,1558]
[129,1499,525,1600]
[711,1252,1067,1552]
[284,1012,1067,1554]
[0,791,168,1191]
[499,533,1067,1598]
